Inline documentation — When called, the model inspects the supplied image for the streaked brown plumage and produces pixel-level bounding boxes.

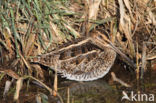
[31,31,116,81]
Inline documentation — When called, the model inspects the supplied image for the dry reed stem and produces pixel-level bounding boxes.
[53,59,58,96]
[14,78,23,100]
[24,33,36,56]
[19,52,32,75]
[141,42,147,79]
[2,27,13,54]
[0,69,20,79]
[136,41,139,80]
[67,87,70,103]
[111,72,131,87]
[118,0,135,57]
[147,55,156,60]
[13,76,65,102]
[3,80,13,98]
[85,0,101,35]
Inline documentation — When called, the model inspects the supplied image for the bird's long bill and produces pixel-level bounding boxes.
[92,32,136,68]
[108,42,136,68]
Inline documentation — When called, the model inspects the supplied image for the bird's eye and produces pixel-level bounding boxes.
[98,35,103,39]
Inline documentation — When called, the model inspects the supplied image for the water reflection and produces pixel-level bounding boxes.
[59,80,120,103]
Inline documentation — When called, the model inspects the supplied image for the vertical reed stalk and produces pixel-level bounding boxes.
[53,59,58,96]
[136,41,140,91]
[136,42,139,80]
[141,42,146,79]
[67,87,70,103]
[10,8,19,58]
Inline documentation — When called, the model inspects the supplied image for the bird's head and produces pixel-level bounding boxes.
[90,31,136,68]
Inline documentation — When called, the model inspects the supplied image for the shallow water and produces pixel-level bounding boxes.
[0,61,156,103]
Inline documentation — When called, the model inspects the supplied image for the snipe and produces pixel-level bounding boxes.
[31,31,116,81]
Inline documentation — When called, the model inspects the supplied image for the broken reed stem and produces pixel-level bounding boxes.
[111,72,131,87]
[141,42,146,79]
[53,59,58,96]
